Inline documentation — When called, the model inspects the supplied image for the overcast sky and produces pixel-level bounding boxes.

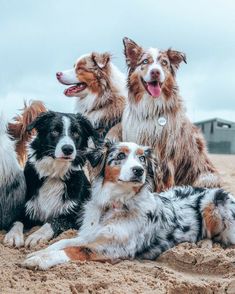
[1,0,235,122]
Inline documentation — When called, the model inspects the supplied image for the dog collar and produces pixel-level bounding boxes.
[158,116,167,126]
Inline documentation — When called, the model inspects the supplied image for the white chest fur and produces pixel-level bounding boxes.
[25,178,76,222]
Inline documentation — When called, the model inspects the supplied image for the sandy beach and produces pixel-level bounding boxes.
[1,154,235,294]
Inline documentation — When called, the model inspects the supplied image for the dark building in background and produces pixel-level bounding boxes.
[195,118,235,154]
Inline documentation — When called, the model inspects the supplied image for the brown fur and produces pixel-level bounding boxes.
[60,52,126,139]
[107,38,220,190]
[8,100,46,166]
[104,166,121,183]
[203,204,223,238]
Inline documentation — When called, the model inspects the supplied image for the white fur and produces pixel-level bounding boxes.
[4,221,24,247]
[25,177,77,222]
[55,116,76,160]
[25,223,54,248]
[143,48,165,83]
[59,68,79,85]
[0,117,22,184]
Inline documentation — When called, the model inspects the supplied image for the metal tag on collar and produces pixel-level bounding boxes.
[158,116,167,126]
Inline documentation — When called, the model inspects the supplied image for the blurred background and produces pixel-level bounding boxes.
[0,0,235,152]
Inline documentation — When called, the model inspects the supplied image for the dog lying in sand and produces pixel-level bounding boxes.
[22,141,235,270]
[107,38,220,190]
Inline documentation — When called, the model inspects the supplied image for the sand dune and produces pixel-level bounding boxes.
[1,154,235,294]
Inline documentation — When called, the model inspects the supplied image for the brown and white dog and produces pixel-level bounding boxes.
[107,38,220,190]
[56,52,127,138]
[8,100,46,166]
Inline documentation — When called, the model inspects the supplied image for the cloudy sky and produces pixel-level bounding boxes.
[1,0,234,122]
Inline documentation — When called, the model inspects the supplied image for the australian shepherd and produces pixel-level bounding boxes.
[22,141,235,270]
[56,52,127,138]
[107,38,220,190]
[4,111,97,248]
[0,117,26,231]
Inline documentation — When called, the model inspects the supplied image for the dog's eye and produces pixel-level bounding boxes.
[142,59,149,65]
[51,130,59,137]
[117,152,126,160]
[72,132,79,139]
[139,156,146,163]
[161,59,168,66]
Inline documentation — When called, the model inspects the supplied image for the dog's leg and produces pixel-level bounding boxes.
[105,122,122,142]
[194,172,221,188]
[25,223,54,248]
[22,244,111,270]
[4,221,24,247]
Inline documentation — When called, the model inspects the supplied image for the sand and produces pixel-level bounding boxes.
[1,154,235,294]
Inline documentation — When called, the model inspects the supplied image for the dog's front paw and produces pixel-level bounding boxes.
[21,255,50,270]
[22,250,70,270]
[25,224,54,248]
[3,222,24,248]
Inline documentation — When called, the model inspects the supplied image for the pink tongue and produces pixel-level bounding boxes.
[147,83,161,98]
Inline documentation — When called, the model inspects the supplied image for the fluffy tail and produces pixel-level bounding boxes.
[8,100,47,166]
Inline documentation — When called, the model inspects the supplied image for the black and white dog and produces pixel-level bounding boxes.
[22,141,235,270]
[0,118,26,231]
[4,111,96,248]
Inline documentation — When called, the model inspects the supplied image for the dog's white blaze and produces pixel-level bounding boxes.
[118,143,145,183]
[54,116,76,160]
[60,68,79,85]
[143,48,165,83]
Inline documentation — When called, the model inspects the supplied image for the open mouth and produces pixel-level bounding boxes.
[142,78,162,98]
[64,83,87,97]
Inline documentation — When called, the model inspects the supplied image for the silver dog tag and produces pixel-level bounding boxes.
[158,116,167,126]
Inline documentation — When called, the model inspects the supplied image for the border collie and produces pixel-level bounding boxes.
[107,38,220,190]
[4,111,96,248]
[22,142,235,270]
[0,117,26,231]
[56,52,127,138]
[8,100,46,166]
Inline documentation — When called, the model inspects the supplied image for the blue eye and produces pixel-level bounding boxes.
[142,59,148,64]
[117,152,126,160]
[139,156,146,163]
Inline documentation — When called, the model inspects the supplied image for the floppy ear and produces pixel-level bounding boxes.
[167,49,187,74]
[86,139,113,178]
[26,111,55,132]
[75,113,99,146]
[92,52,111,69]
[123,37,143,69]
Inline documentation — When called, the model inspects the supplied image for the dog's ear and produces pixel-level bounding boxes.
[75,113,99,146]
[26,111,55,132]
[123,37,143,69]
[92,52,111,69]
[167,49,187,74]
[86,140,113,178]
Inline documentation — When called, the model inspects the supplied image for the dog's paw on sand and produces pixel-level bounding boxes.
[4,230,24,248]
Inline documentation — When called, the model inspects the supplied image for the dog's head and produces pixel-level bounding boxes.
[123,37,186,102]
[87,141,157,191]
[56,52,113,98]
[27,111,97,166]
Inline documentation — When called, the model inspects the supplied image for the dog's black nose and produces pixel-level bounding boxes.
[132,166,144,177]
[62,144,74,156]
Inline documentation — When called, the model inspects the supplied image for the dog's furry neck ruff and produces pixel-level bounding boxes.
[92,176,149,209]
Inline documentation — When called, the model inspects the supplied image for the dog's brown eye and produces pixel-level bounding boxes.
[117,152,126,160]
[72,132,79,139]
[142,59,148,65]
[161,59,168,66]
[51,130,59,137]
[139,156,146,163]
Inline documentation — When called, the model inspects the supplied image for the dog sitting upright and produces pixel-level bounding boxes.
[4,111,96,248]
[0,117,26,231]
[56,52,127,138]
[107,38,220,190]
[22,141,235,270]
